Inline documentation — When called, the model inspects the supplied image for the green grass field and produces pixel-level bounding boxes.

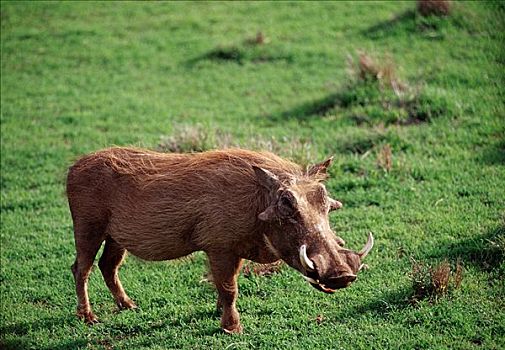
[1,2,504,349]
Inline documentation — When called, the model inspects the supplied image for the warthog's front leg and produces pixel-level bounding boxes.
[207,252,243,334]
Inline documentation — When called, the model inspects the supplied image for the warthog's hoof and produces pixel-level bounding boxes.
[77,310,99,325]
[117,298,137,310]
[222,323,243,334]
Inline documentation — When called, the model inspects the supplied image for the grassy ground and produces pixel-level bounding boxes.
[1,2,504,349]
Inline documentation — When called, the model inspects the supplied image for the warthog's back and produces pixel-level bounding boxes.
[67,147,302,261]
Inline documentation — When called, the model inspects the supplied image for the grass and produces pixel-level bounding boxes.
[1,1,504,349]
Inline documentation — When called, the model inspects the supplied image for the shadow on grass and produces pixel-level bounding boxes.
[362,9,448,40]
[1,338,88,350]
[357,287,412,315]
[187,45,293,66]
[106,308,222,340]
[428,225,505,272]
[479,139,505,165]
[1,315,69,338]
[0,308,222,349]
[334,286,413,322]
[1,315,88,350]
[363,10,418,39]
[265,79,452,126]
[269,93,342,122]
[187,47,245,65]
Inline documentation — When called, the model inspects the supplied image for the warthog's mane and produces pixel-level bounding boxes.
[71,147,315,186]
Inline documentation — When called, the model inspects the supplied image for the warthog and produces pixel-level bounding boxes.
[67,147,373,333]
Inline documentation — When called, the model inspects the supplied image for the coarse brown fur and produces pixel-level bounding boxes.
[67,147,372,333]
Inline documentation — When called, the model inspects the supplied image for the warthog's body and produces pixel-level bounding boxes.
[67,147,373,333]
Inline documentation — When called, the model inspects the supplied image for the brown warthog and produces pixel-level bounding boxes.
[67,147,373,333]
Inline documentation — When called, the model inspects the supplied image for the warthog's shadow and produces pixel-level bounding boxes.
[1,315,88,350]
[338,286,413,321]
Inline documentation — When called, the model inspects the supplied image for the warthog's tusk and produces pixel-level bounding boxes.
[329,198,343,211]
[319,284,336,293]
[299,244,315,271]
[358,232,374,259]
[337,272,357,279]
[302,275,318,284]
[359,263,369,271]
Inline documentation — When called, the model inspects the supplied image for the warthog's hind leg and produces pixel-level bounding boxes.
[98,237,137,310]
[71,221,107,324]
[207,252,243,334]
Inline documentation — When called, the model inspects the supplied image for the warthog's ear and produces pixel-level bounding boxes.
[307,156,333,178]
[252,165,279,190]
[253,166,282,221]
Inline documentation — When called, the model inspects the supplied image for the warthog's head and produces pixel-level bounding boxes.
[254,158,373,293]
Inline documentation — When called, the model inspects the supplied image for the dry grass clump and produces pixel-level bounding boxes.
[417,0,452,17]
[430,261,451,295]
[410,258,463,303]
[158,124,219,153]
[377,144,393,172]
[347,52,407,97]
[344,51,455,125]
[453,260,463,289]
[245,31,269,46]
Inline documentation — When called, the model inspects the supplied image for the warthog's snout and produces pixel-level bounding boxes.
[300,233,374,293]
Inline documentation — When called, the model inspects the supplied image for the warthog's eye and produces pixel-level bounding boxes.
[281,196,294,210]
[278,192,297,217]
